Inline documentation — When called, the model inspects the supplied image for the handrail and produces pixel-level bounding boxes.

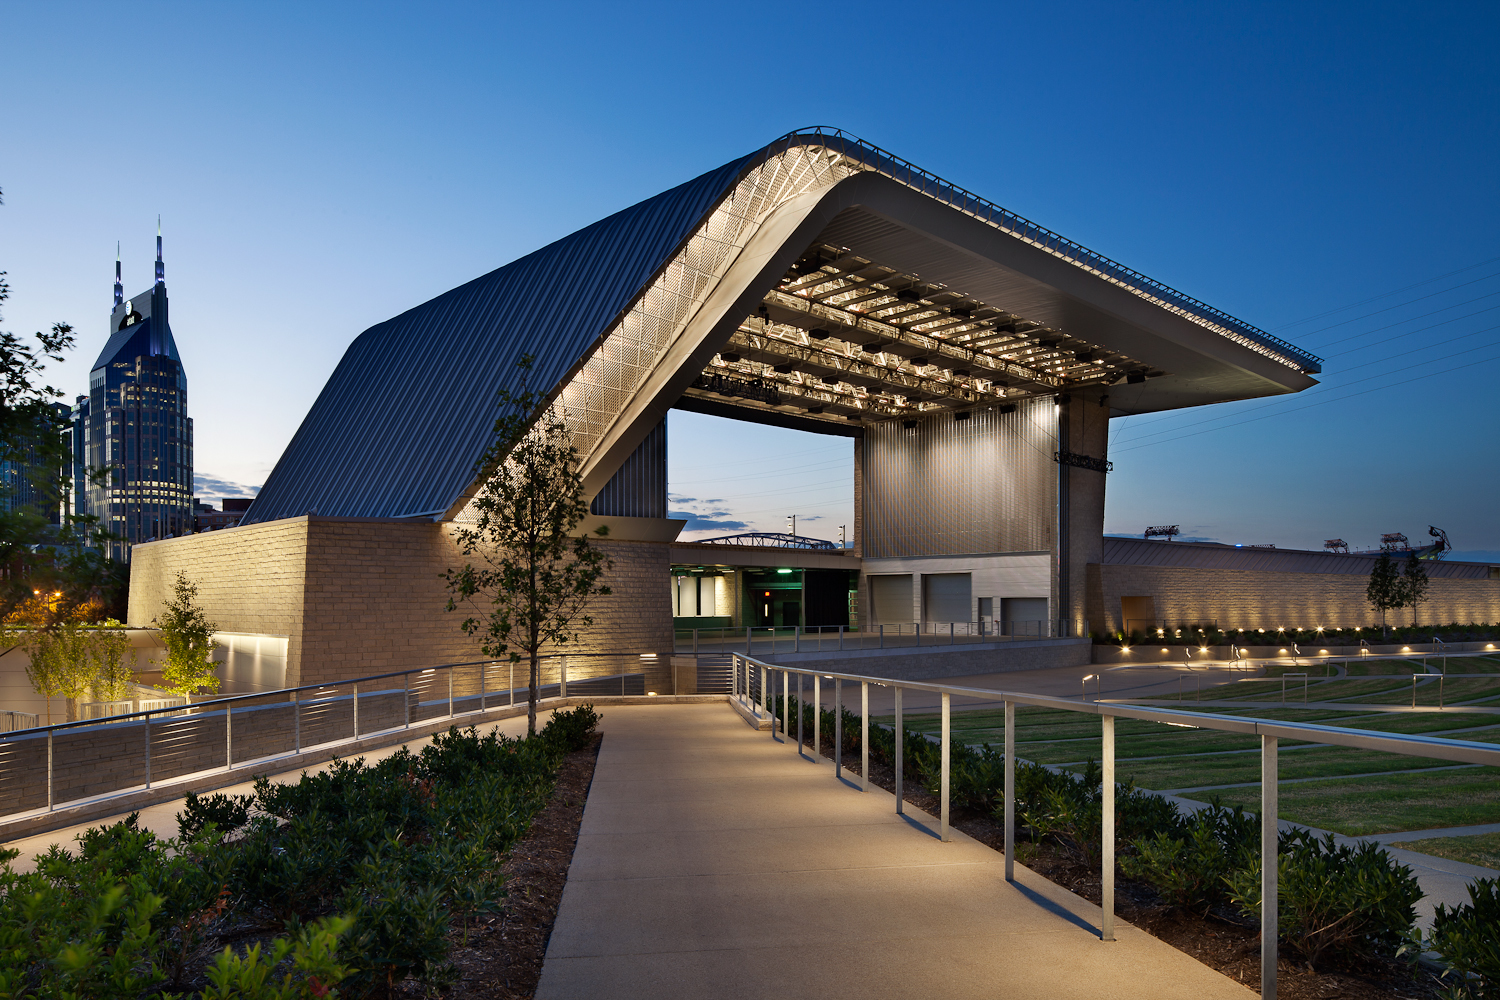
[0,652,635,739]
[755,128,1323,375]
[728,651,1500,1000]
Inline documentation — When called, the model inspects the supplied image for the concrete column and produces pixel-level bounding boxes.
[1057,391,1109,634]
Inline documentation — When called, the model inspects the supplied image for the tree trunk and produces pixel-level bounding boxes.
[527,651,539,735]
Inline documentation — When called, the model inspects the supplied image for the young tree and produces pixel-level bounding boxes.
[1397,552,1430,628]
[1366,552,1402,640]
[89,621,136,701]
[156,573,220,698]
[444,355,612,735]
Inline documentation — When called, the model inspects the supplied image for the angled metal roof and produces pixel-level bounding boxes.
[245,153,755,523]
[1102,536,1493,579]
[245,128,1323,526]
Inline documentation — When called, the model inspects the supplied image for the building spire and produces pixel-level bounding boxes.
[113,242,123,309]
[154,216,164,286]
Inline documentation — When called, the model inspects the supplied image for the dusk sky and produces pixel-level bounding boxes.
[2,3,1496,557]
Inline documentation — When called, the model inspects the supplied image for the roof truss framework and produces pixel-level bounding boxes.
[679,243,1163,427]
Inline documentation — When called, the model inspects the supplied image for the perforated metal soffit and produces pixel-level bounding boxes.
[246,128,1320,525]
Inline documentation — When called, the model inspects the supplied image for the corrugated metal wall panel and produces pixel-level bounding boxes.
[863,398,1056,558]
[589,417,666,518]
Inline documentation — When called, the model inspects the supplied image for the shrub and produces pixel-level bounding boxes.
[540,703,601,753]
[1120,802,1256,912]
[1429,877,1500,999]
[1226,828,1421,970]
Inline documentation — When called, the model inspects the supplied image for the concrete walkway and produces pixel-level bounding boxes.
[537,702,1252,1000]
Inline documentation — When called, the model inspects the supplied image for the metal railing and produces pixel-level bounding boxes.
[727,651,1500,1000]
[0,654,650,822]
[761,128,1323,375]
[675,620,1088,655]
[0,712,38,735]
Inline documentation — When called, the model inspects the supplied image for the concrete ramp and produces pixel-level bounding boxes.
[538,703,1253,1000]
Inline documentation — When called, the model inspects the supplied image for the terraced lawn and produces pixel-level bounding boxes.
[1208,769,1500,836]
[1388,832,1500,870]
[894,692,1500,836]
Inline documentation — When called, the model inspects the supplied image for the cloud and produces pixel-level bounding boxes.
[194,474,261,498]
[669,510,750,534]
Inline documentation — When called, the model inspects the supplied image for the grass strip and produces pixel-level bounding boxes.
[1072,746,1481,790]
[1387,832,1500,871]
[1206,768,1500,836]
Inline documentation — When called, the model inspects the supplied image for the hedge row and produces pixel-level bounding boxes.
[0,705,601,999]
[769,695,1493,988]
[1099,622,1500,647]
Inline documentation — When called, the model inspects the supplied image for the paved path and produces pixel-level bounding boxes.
[537,702,1252,1000]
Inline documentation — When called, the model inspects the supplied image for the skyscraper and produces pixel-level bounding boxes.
[82,225,193,560]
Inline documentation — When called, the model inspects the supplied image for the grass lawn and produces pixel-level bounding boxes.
[1388,832,1500,871]
[1207,768,1500,836]
[1065,746,1478,790]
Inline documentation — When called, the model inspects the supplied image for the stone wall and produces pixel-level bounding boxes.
[1090,562,1500,634]
[129,517,675,691]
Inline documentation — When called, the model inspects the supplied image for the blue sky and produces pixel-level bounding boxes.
[1,2,1496,557]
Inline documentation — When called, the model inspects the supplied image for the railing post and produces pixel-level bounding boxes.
[1263,735,1279,999]
[1102,714,1115,941]
[561,657,568,698]
[894,686,904,815]
[226,701,233,770]
[510,662,515,707]
[405,673,412,727]
[813,674,820,763]
[293,691,301,753]
[839,625,844,651]
[746,626,752,654]
[782,668,789,742]
[449,665,455,717]
[797,670,804,756]
[480,661,487,712]
[47,729,54,810]
[950,621,955,644]
[760,664,768,722]
[353,683,359,738]
[861,681,869,792]
[794,625,800,654]
[1004,699,1014,881]
[693,628,699,655]
[834,678,843,779]
[879,623,884,649]
[940,691,950,842]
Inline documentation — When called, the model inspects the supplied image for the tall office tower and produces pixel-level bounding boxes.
[0,400,71,525]
[86,228,194,560]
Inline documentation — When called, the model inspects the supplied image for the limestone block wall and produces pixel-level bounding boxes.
[129,519,309,678]
[1091,563,1500,634]
[129,517,675,692]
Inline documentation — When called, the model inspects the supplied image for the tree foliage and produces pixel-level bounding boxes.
[1396,551,1429,627]
[156,572,220,697]
[1366,552,1403,637]
[0,186,126,623]
[444,355,612,735]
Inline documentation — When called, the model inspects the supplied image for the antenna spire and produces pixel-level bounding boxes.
[113,242,123,309]
[154,216,164,286]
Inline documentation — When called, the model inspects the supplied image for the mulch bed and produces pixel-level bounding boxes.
[798,729,1442,1000]
[441,732,602,999]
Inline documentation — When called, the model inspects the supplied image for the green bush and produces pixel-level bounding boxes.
[1226,828,1421,970]
[1429,877,1500,999]
[0,711,600,1000]
[1120,802,1256,912]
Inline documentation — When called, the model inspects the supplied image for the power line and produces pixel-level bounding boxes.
[1114,320,1500,450]
[1112,348,1500,454]
[1269,255,1500,333]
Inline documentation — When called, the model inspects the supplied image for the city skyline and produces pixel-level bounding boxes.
[2,3,1496,557]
